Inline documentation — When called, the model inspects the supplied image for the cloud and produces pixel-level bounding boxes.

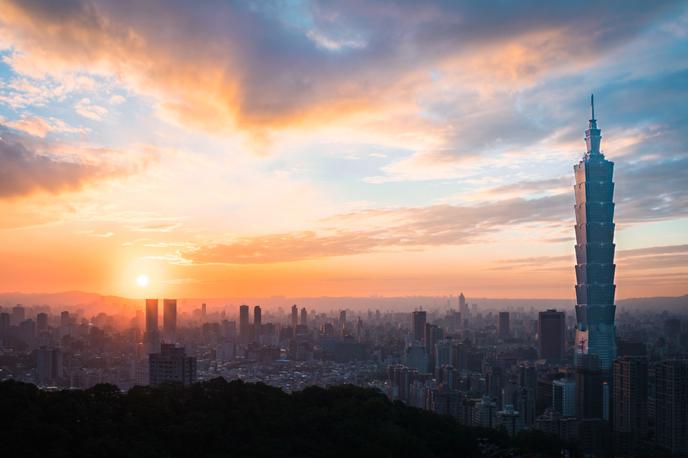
[0,0,680,137]
[498,243,688,272]
[0,132,138,198]
[185,194,569,264]
[6,115,88,138]
[74,97,108,121]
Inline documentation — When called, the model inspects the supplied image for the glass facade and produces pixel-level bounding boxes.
[573,97,617,371]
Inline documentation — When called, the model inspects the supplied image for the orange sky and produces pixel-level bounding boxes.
[0,0,686,300]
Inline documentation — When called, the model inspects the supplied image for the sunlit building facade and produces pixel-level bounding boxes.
[573,96,617,372]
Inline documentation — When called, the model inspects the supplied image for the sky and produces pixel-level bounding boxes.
[0,0,686,300]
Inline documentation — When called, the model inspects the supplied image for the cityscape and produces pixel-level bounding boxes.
[1,1,687,457]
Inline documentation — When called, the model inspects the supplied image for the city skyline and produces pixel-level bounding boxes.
[1,1,687,300]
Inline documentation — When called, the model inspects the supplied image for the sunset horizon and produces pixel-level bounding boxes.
[1,1,687,302]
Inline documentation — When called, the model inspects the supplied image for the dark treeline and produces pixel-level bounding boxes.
[0,379,568,457]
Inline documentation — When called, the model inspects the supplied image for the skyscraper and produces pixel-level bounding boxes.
[253,305,262,340]
[498,312,510,340]
[654,359,688,454]
[576,354,603,419]
[412,310,426,343]
[163,299,177,343]
[149,343,197,386]
[459,292,469,325]
[538,309,566,361]
[612,356,648,453]
[553,378,577,417]
[574,95,617,372]
[145,299,160,354]
[239,305,249,343]
[300,307,308,327]
[291,304,298,329]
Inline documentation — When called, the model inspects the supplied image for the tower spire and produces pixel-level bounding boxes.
[585,94,601,157]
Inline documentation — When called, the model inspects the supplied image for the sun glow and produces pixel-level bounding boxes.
[136,274,149,287]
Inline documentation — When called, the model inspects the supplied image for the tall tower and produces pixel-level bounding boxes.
[573,95,617,372]
[145,299,160,354]
[163,299,177,343]
[239,305,249,344]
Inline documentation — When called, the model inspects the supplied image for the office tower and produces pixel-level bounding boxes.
[497,404,523,436]
[553,378,577,417]
[163,299,177,343]
[36,347,62,385]
[405,343,428,373]
[145,299,159,334]
[412,310,427,343]
[518,365,537,426]
[0,312,9,336]
[339,310,347,328]
[573,95,617,372]
[459,292,469,325]
[498,312,510,339]
[60,311,70,327]
[654,359,688,454]
[149,343,197,385]
[253,305,262,326]
[424,323,443,374]
[612,357,648,453]
[144,299,159,354]
[201,303,207,320]
[576,354,603,419]
[11,305,25,325]
[290,304,298,329]
[36,312,48,332]
[473,396,498,428]
[239,305,249,343]
[538,309,566,360]
[300,307,308,327]
[253,305,262,340]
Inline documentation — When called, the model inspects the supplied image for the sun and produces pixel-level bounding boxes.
[136,274,149,287]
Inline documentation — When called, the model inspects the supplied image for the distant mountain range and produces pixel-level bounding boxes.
[0,291,686,314]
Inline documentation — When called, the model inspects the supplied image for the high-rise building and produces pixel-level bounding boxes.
[60,311,70,327]
[163,299,177,343]
[654,359,688,454]
[412,310,427,343]
[553,378,577,417]
[145,299,160,354]
[11,305,25,326]
[291,304,298,329]
[253,305,261,327]
[573,95,617,372]
[0,312,9,336]
[149,343,197,386]
[612,357,648,453]
[300,307,308,327]
[36,312,48,332]
[239,305,249,343]
[253,305,262,341]
[576,354,603,419]
[538,309,566,361]
[459,292,469,326]
[146,299,159,334]
[498,312,510,340]
[36,347,62,385]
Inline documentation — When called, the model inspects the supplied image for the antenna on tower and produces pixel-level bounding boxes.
[591,93,595,120]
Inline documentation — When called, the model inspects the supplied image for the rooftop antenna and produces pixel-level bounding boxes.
[591,93,595,120]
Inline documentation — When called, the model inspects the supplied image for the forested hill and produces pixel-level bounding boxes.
[0,379,566,457]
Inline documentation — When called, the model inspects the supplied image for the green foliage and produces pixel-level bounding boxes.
[0,379,565,457]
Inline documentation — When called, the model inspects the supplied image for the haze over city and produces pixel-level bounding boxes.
[0,0,686,301]
[2,2,688,457]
